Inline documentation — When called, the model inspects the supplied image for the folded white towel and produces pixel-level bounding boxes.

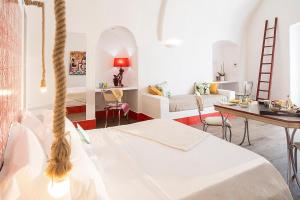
[113,119,208,151]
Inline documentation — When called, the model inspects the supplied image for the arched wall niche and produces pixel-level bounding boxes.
[95,26,138,88]
[212,40,241,82]
[94,26,139,112]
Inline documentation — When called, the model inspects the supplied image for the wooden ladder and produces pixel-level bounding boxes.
[256,17,278,101]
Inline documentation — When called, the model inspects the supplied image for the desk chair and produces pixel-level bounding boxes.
[103,89,129,128]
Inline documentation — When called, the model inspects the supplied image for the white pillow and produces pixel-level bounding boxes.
[0,123,46,200]
[21,111,46,147]
[155,81,172,97]
[22,110,81,159]
[21,110,108,199]
[39,109,80,141]
[42,117,82,158]
[77,124,91,144]
[69,136,108,200]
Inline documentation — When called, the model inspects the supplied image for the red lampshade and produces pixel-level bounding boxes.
[113,58,130,68]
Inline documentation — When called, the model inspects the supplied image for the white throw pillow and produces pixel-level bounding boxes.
[194,82,210,95]
[155,81,172,97]
[69,138,108,200]
[21,111,46,147]
[0,123,46,200]
[77,124,91,144]
[25,110,81,158]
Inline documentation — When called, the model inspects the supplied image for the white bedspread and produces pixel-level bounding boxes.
[113,119,208,151]
[85,120,292,200]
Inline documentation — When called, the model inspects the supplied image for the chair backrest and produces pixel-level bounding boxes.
[239,81,253,96]
[102,90,118,104]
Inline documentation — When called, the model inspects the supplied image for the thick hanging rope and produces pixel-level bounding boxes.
[44,0,72,181]
[24,0,46,89]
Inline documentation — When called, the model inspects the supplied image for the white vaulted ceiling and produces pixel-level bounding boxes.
[66,0,262,44]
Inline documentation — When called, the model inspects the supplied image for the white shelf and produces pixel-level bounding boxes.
[212,81,238,84]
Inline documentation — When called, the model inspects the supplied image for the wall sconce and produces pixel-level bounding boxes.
[24,0,47,93]
[157,0,183,47]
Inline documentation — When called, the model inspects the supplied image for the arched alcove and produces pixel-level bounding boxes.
[212,40,241,82]
[94,26,139,112]
[290,22,300,105]
[95,26,138,88]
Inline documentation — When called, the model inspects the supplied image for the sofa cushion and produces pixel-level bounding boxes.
[210,83,218,94]
[155,81,172,97]
[169,95,197,112]
[194,82,210,95]
[201,94,223,108]
[148,86,163,96]
[169,94,223,112]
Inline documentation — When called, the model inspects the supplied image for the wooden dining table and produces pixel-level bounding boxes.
[214,101,300,188]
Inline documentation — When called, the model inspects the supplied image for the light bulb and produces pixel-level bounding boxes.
[0,89,12,96]
[163,38,183,47]
[48,178,70,199]
[40,86,47,93]
[40,79,47,93]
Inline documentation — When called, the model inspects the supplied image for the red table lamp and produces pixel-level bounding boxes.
[113,58,130,87]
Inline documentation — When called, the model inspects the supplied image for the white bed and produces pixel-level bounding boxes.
[83,119,292,200]
[0,113,292,200]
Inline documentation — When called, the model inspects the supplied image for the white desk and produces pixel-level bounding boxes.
[212,81,239,91]
[95,86,138,92]
[67,86,138,94]
[94,86,138,112]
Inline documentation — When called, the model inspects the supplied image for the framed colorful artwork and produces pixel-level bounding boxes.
[69,51,86,75]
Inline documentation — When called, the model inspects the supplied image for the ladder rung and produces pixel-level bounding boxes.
[260,81,270,83]
[265,36,274,39]
[267,27,275,30]
[262,63,272,65]
[259,89,269,92]
[260,72,271,74]
[264,45,273,48]
[263,54,273,56]
[257,98,268,100]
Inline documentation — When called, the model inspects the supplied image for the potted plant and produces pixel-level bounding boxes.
[217,63,225,81]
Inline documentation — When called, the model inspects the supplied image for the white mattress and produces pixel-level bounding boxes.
[84,120,292,200]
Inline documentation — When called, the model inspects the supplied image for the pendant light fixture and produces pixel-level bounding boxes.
[24,0,47,93]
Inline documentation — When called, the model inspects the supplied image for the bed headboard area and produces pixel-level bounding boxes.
[0,0,23,168]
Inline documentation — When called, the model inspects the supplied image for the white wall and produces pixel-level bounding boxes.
[246,0,300,100]
[290,23,300,105]
[212,41,241,82]
[65,32,86,88]
[25,0,88,109]
[94,26,139,112]
[25,0,261,117]
[25,1,55,109]
[95,27,138,88]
